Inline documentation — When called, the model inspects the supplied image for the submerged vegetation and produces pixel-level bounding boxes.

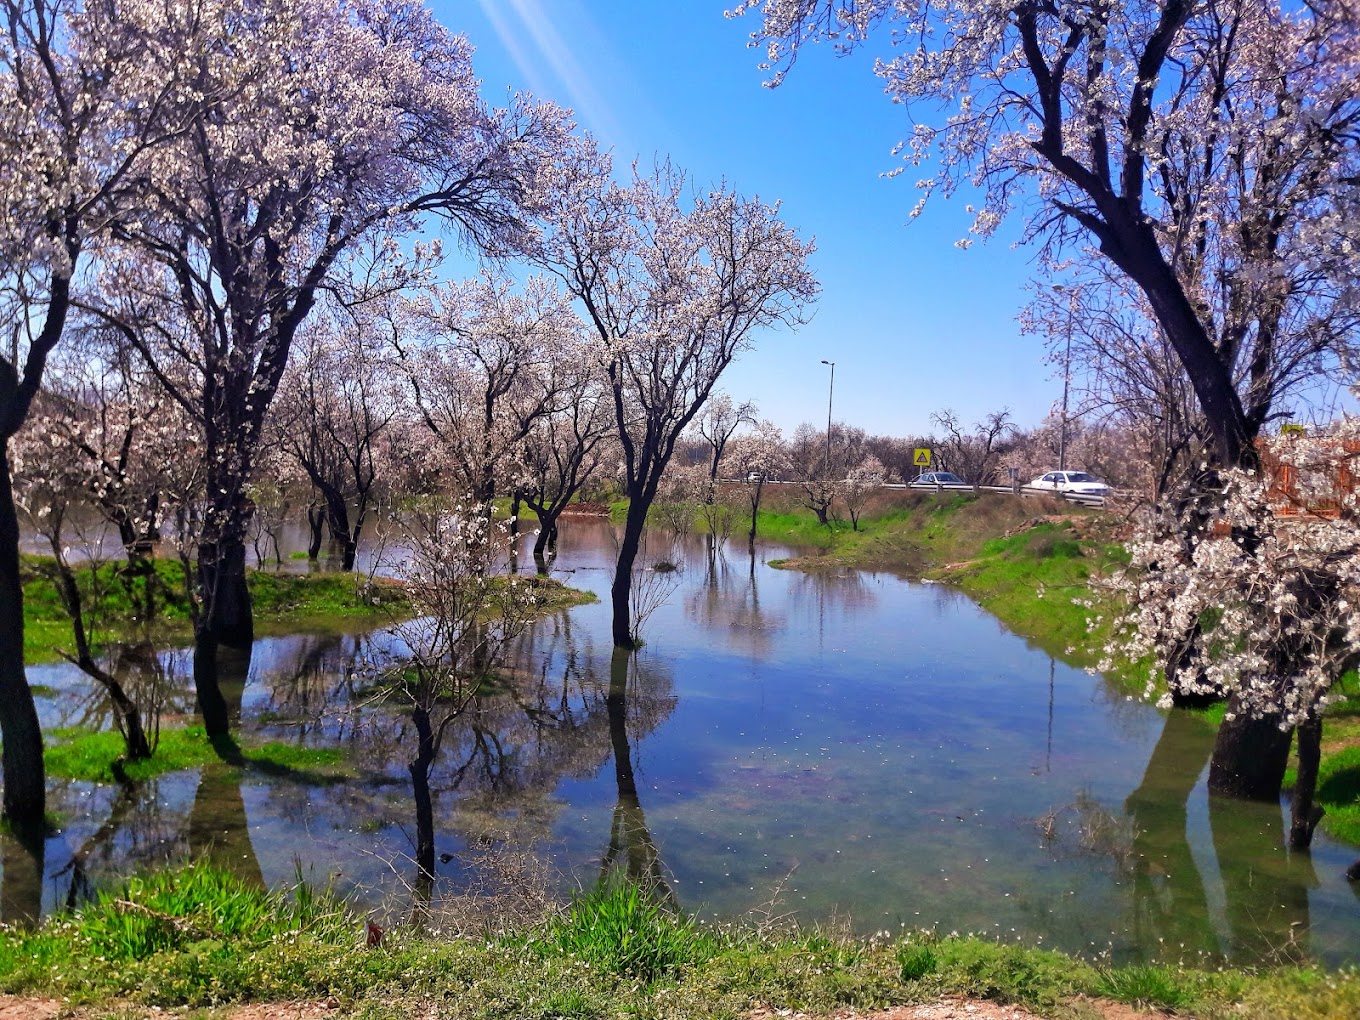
[0,864,1356,1018]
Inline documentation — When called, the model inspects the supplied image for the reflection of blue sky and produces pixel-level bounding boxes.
[24,521,1360,963]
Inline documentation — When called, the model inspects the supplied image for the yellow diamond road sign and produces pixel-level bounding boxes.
[913,448,932,467]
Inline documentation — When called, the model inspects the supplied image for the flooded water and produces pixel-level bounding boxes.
[10,519,1360,965]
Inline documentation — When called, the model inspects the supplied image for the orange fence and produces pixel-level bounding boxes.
[1259,439,1360,519]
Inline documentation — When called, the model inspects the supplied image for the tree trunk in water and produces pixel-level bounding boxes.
[324,493,356,572]
[46,539,153,762]
[610,501,647,649]
[197,535,253,649]
[748,481,763,549]
[1290,716,1324,850]
[307,503,325,561]
[339,535,358,573]
[1207,693,1292,800]
[81,659,151,762]
[0,446,44,825]
[410,705,438,885]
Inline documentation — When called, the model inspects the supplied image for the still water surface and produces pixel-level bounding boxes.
[13,520,1360,965]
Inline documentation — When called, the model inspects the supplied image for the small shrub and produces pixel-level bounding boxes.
[897,943,938,981]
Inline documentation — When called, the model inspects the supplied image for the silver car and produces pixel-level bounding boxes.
[910,471,967,488]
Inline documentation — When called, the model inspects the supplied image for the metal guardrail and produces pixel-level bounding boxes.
[746,479,1109,508]
[881,481,1107,508]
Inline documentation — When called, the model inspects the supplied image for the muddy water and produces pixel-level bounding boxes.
[9,519,1360,965]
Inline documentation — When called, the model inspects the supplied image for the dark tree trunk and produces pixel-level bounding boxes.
[307,501,325,561]
[410,704,438,884]
[1206,694,1293,800]
[610,499,648,649]
[531,511,560,558]
[1290,716,1324,850]
[45,531,152,762]
[747,479,763,549]
[197,534,253,649]
[0,445,44,825]
[322,488,359,572]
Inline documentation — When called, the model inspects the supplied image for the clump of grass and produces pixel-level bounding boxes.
[932,938,1094,1011]
[1096,964,1196,1011]
[543,880,716,983]
[897,942,938,981]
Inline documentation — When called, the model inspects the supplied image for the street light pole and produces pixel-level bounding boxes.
[1053,287,1074,472]
[821,359,835,477]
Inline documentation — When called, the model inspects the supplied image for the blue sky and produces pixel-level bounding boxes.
[431,0,1060,438]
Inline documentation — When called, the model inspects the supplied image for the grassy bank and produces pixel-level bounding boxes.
[21,556,412,665]
[43,725,353,785]
[755,490,1128,674]
[0,864,1354,1019]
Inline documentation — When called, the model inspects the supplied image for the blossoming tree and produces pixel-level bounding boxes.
[1104,424,1360,846]
[533,159,818,647]
[86,0,579,735]
[0,0,194,824]
[734,0,1360,801]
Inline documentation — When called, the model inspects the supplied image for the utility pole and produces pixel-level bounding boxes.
[821,359,835,477]
[1053,287,1074,472]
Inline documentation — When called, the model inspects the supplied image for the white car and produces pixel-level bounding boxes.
[1028,470,1110,496]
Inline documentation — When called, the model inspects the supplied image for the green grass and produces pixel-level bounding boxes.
[3,864,1359,1018]
[21,556,410,664]
[1095,963,1197,1011]
[542,880,717,983]
[1285,745,1360,845]
[44,725,351,784]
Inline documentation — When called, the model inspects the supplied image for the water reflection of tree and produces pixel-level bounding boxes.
[786,567,876,617]
[1122,709,1220,961]
[246,631,373,746]
[186,763,265,889]
[684,547,784,656]
[600,650,676,905]
[0,825,43,925]
[1122,709,1315,964]
[44,644,194,735]
[53,777,195,909]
